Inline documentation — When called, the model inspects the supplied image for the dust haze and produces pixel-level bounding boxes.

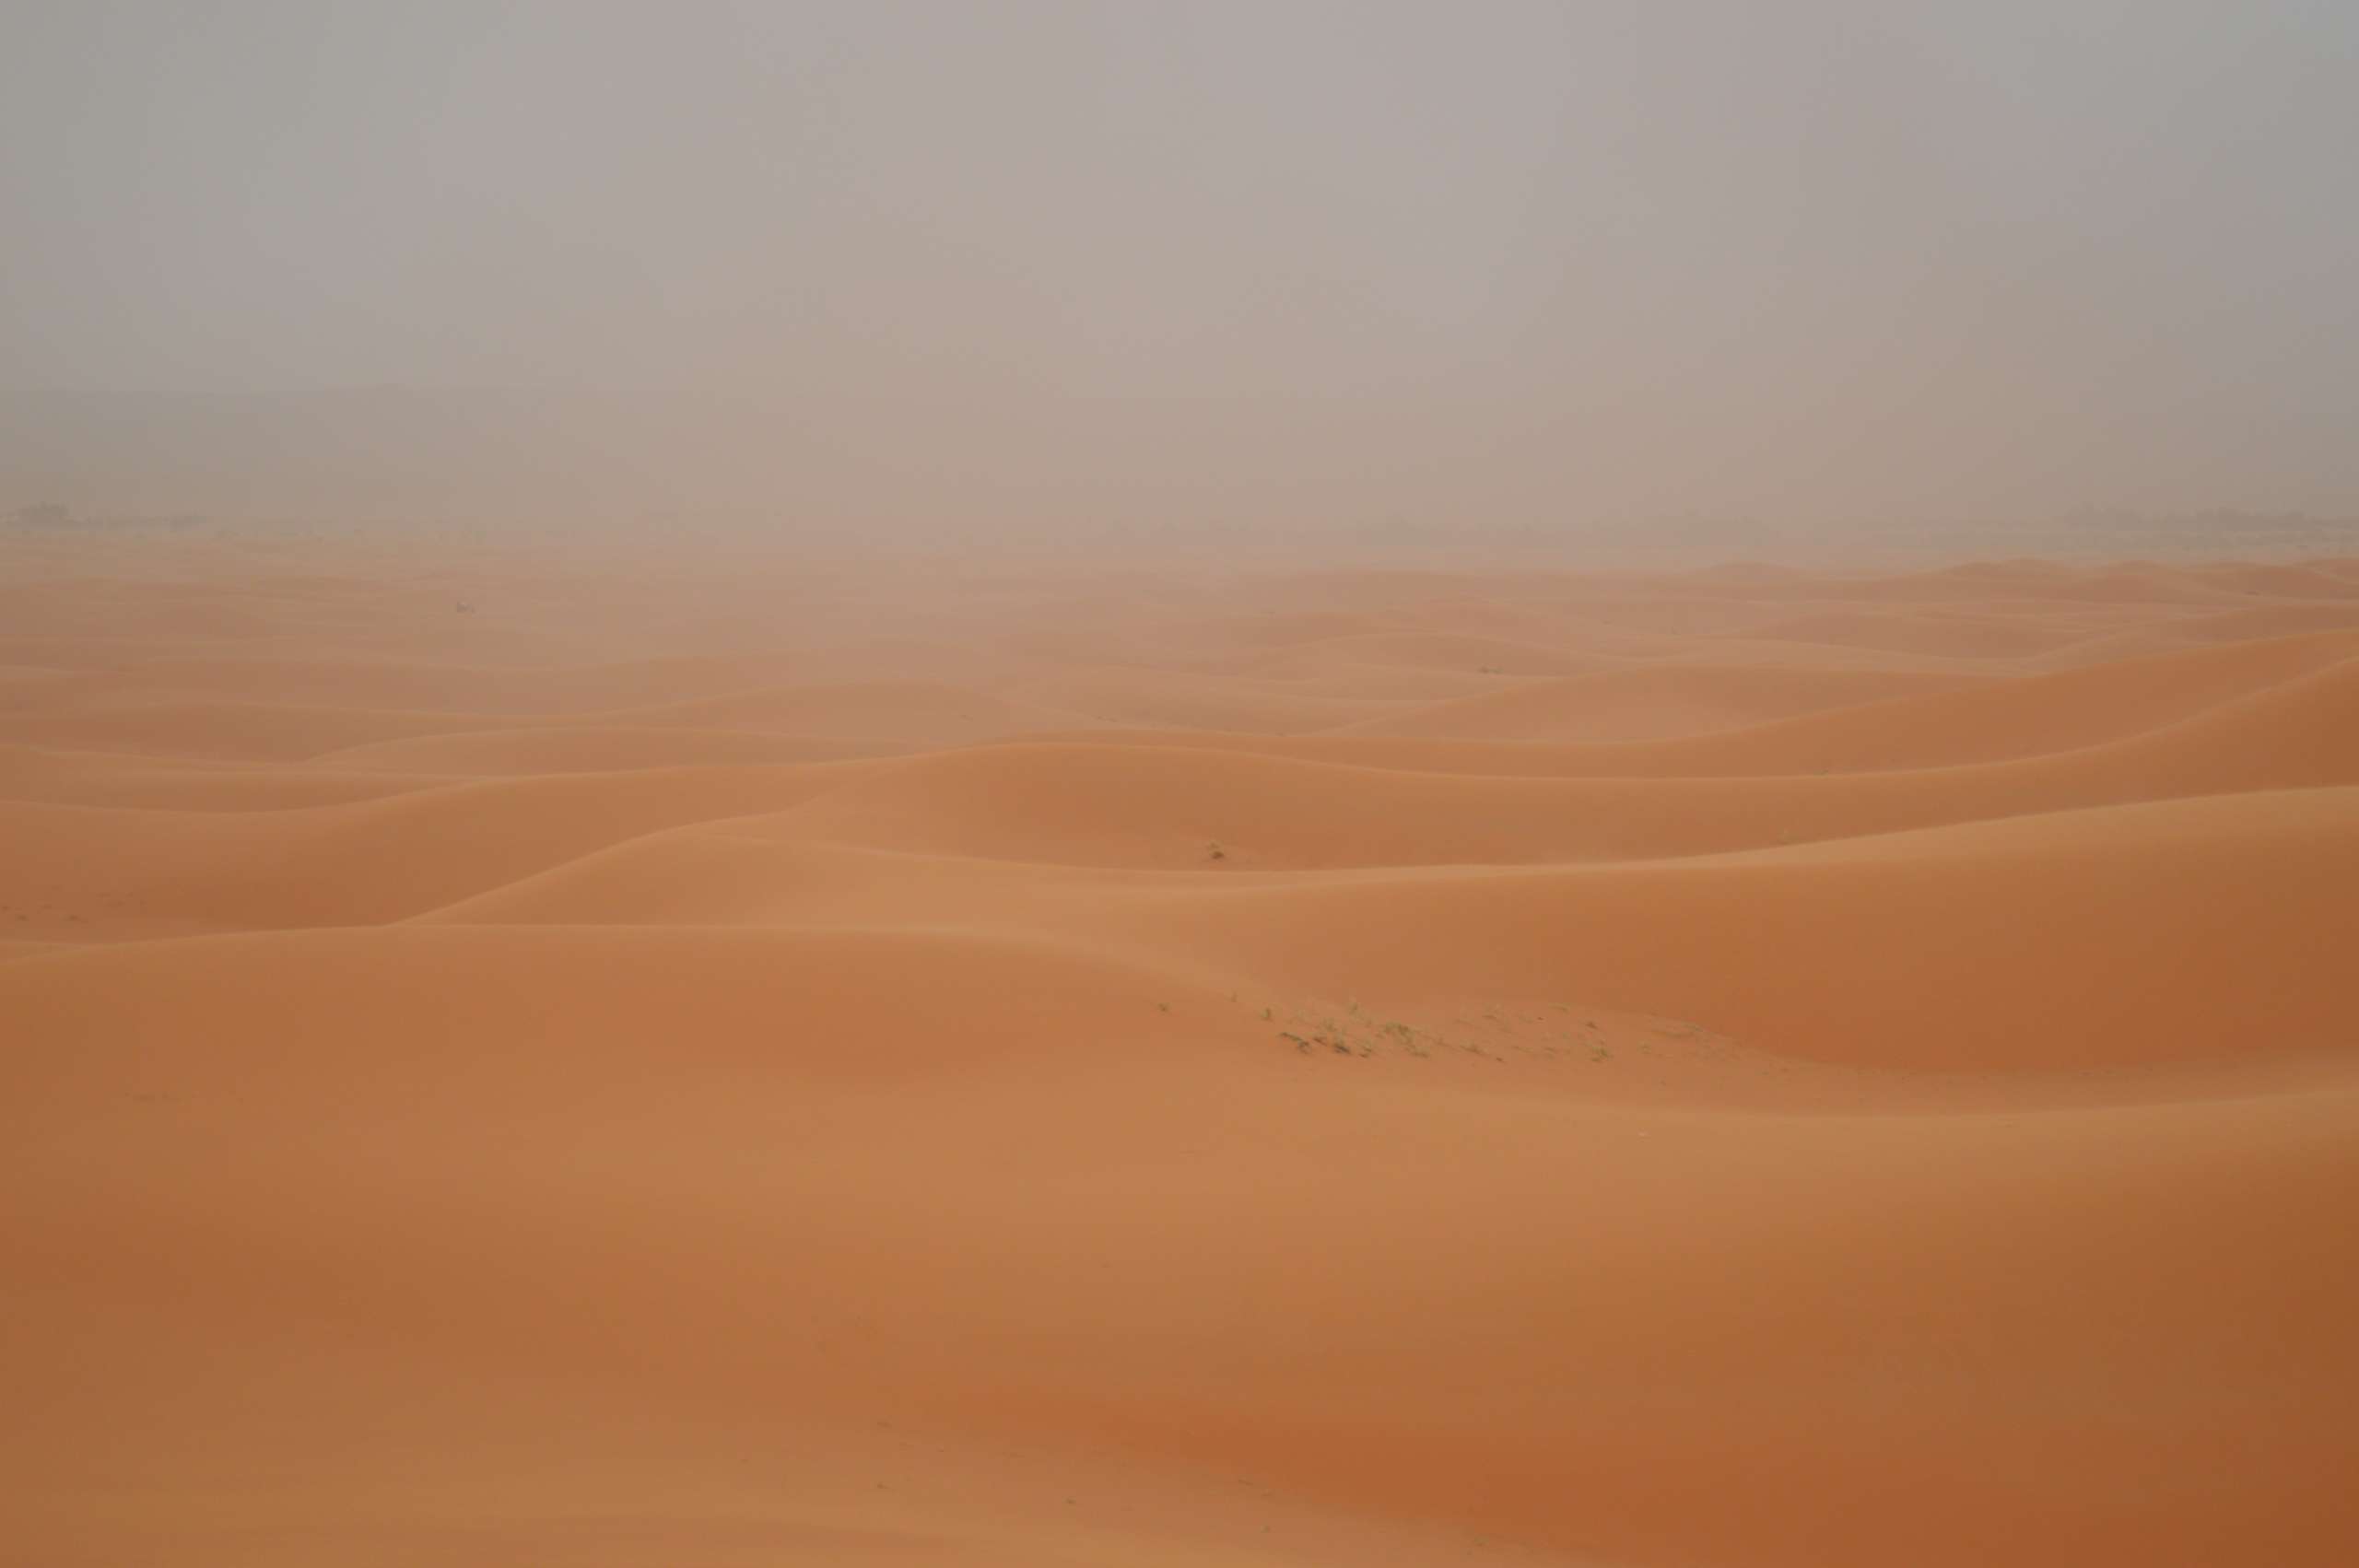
[6,1,2355,542]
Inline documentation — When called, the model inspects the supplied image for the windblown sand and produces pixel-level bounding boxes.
[6,535,2357,1565]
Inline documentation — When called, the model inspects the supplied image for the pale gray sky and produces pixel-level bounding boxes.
[3,1,2353,528]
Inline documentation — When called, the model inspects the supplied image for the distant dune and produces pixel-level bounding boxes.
[5,536,2356,1567]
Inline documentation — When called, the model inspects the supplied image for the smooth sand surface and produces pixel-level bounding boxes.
[5,537,2357,1566]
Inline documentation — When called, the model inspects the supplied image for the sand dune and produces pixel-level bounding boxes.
[0,763,871,938]
[996,637,2357,779]
[1003,664,1414,733]
[1240,627,1611,677]
[2134,601,2359,642]
[6,539,2357,1566]
[1729,607,2106,659]
[1331,662,1984,742]
[0,695,522,761]
[595,678,1097,744]
[53,650,827,716]
[669,662,2359,872]
[311,723,899,775]
[1810,562,2244,605]
[0,742,432,809]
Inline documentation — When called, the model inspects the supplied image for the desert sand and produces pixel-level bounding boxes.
[5,532,2358,1566]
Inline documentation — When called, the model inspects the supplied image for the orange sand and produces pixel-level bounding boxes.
[5,535,2357,1565]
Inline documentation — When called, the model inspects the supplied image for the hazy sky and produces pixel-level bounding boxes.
[4,1,2354,527]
